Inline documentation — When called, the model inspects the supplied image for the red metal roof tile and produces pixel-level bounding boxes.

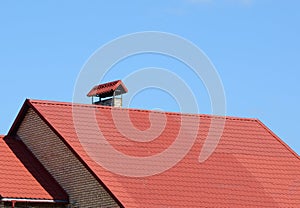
[87,80,128,97]
[0,135,68,201]
[9,100,300,207]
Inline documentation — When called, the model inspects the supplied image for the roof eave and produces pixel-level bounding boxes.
[0,197,68,204]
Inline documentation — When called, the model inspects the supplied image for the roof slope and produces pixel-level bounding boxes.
[0,135,68,201]
[9,100,300,207]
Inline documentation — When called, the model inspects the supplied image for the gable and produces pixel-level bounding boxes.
[12,106,121,208]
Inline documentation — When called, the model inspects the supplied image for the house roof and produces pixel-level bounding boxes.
[0,135,68,202]
[87,80,128,97]
[8,99,300,207]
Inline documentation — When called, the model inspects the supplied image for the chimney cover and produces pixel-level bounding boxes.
[87,80,128,107]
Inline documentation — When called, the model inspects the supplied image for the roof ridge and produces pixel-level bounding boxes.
[28,99,257,122]
[92,80,121,89]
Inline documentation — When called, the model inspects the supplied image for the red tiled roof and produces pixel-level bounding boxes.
[9,100,300,207]
[87,80,128,97]
[0,135,68,201]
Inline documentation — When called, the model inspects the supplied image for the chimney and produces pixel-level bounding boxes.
[87,80,128,107]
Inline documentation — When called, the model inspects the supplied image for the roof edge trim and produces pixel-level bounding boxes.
[0,198,68,203]
[7,99,30,136]
[255,119,299,160]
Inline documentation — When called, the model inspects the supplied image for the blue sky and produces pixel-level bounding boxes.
[0,0,299,154]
